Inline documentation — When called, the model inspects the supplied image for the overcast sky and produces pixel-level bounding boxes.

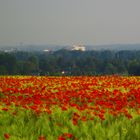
[0,0,140,46]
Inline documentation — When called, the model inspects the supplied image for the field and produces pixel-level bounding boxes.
[0,76,140,140]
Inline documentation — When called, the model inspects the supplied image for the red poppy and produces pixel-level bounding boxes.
[4,133,10,139]
[63,133,73,138]
[38,136,46,140]
[2,108,8,111]
[58,135,66,140]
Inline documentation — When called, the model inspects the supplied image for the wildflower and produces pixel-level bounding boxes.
[38,135,46,140]
[58,135,66,140]
[72,118,78,125]
[4,133,10,139]
[2,108,8,111]
[81,116,87,122]
[64,133,73,138]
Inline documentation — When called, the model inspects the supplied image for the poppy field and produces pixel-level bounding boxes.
[0,76,140,140]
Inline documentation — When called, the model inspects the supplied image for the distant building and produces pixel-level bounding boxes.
[4,48,17,53]
[43,49,49,52]
[71,44,86,51]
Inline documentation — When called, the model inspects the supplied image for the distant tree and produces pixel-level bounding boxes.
[0,53,17,74]
[111,59,128,75]
[0,49,140,76]
[0,65,8,75]
[22,61,36,75]
[128,59,140,75]
[28,56,39,73]
[104,63,118,75]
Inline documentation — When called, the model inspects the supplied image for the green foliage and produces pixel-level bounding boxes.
[1,106,140,140]
[1,50,140,75]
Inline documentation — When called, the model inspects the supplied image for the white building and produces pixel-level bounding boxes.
[71,44,86,51]
[43,49,49,52]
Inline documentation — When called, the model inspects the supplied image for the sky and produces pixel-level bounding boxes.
[0,0,140,46]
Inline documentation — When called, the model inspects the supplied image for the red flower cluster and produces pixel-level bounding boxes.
[58,133,73,140]
[1,76,140,122]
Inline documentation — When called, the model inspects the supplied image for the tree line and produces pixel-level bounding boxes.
[0,49,140,76]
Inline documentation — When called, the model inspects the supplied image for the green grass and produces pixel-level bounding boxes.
[1,106,140,140]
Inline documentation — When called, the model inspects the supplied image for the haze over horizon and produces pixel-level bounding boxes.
[0,0,140,46]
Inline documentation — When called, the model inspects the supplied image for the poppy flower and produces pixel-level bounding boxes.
[38,136,46,140]
[4,133,10,139]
